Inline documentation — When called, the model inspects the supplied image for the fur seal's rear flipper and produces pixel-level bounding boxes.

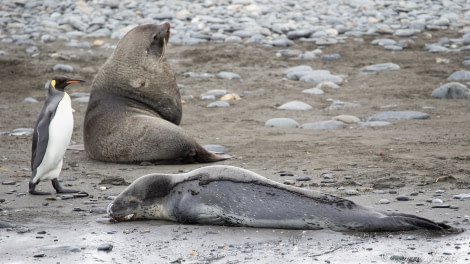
[108,165,463,233]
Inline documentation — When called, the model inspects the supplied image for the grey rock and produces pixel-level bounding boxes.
[23,97,38,103]
[431,82,470,99]
[0,221,14,228]
[97,243,113,252]
[321,54,341,61]
[203,144,229,154]
[452,193,470,200]
[360,63,400,72]
[201,90,227,98]
[358,121,392,127]
[447,70,470,81]
[379,199,390,204]
[10,128,34,136]
[368,111,430,121]
[396,195,410,201]
[207,101,230,108]
[265,118,299,128]
[52,64,73,72]
[299,70,343,84]
[277,101,312,111]
[217,72,241,80]
[301,88,324,95]
[183,72,216,79]
[394,29,417,37]
[371,39,396,46]
[300,120,346,130]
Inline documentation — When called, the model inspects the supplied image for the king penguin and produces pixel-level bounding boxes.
[30,76,85,195]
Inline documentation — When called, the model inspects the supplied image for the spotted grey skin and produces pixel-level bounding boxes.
[107,165,459,232]
[84,23,228,164]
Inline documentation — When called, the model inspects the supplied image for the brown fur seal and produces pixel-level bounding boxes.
[84,23,228,163]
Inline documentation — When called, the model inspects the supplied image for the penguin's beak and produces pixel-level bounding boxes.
[66,79,85,85]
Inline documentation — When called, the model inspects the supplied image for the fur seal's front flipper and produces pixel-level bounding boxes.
[108,165,463,233]
[84,23,229,164]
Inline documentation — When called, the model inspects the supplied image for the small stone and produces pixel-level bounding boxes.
[52,64,74,72]
[360,63,400,72]
[301,88,324,95]
[432,199,443,203]
[453,193,470,200]
[296,177,311,182]
[23,97,39,103]
[396,195,410,201]
[97,243,113,252]
[265,118,299,128]
[345,190,359,195]
[207,101,230,108]
[203,144,229,154]
[431,204,451,208]
[368,111,430,121]
[332,115,360,124]
[300,120,346,130]
[2,181,16,185]
[373,190,385,194]
[431,82,470,99]
[277,101,312,111]
[379,199,390,204]
[448,70,470,81]
[216,72,241,80]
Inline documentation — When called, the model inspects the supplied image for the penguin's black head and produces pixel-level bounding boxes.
[50,76,85,92]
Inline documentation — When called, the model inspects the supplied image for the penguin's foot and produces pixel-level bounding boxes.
[52,179,80,194]
[29,182,51,195]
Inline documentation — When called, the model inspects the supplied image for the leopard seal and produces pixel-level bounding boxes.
[84,23,228,164]
[107,165,459,233]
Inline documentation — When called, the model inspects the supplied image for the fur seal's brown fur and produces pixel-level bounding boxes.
[84,23,228,163]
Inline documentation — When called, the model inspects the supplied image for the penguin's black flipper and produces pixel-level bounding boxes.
[31,92,63,171]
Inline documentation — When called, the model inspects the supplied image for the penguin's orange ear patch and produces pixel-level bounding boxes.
[51,80,56,89]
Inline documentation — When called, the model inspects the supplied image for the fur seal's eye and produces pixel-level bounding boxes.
[153,34,158,40]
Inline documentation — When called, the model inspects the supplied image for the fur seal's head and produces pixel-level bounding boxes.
[112,22,170,64]
[107,174,173,221]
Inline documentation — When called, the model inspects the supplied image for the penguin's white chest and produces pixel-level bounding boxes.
[34,94,74,182]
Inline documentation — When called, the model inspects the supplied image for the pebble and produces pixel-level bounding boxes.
[277,101,312,111]
[216,72,241,80]
[379,199,390,204]
[203,144,229,154]
[2,181,16,185]
[207,101,230,108]
[360,63,400,73]
[431,204,451,208]
[345,190,359,195]
[301,88,324,95]
[373,190,385,194]
[396,195,410,201]
[97,243,113,252]
[447,70,470,81]
[453,193,470,200]
[321,54,341,61]
[300,120,346,131]
[52,64,74,72]
[265,118,299,128]
[0,221,14,228]
[325,99,361,111]
[23,97,39,103]
[358,121,392,127]
[201,90,227,98]
[183,72,215,79]
[298,70,343,84]
[9,128,34,136]
[295,177,311,182]
[431,82,470,99]
[368,111,430,121]
[332,115,360,124]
